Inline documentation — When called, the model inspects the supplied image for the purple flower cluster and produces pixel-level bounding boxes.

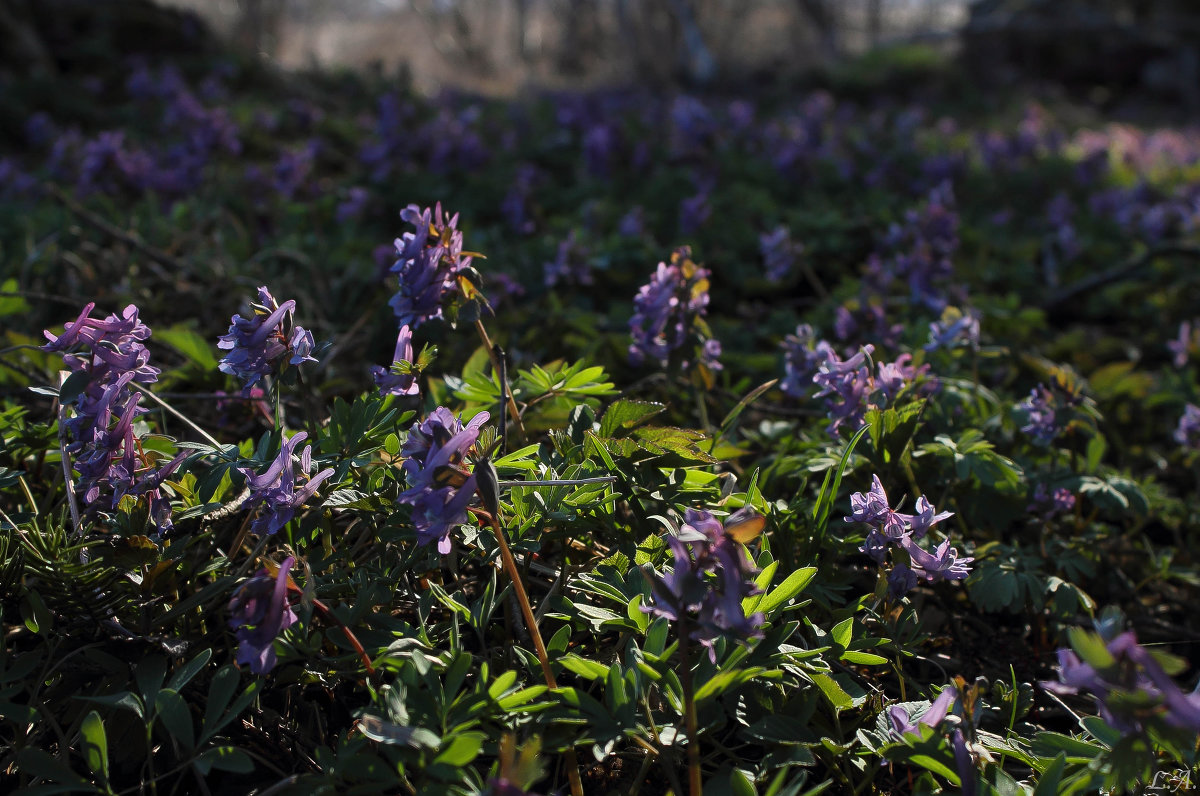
[1043,629,1200,735]
[387,203,474,329]
[218,287,316,395]
[229,556,299,674]
[628,246,721,372]
[926,308,980,352]
[1027,484,1076,522]
[1168,319,1198,368]
[760,225,801,282]
[238,432,334,536]
[887,686,976,796]
[543,230,592,288]
[43,303,185,531]
[643,508,765,661]
[871,182,962,311]
[846,475,970,598]
[1016,384,1061,446]
[397,408,489,554]
[1175,404,1200,450]
[371,325,420,398]
[782,329,933,436]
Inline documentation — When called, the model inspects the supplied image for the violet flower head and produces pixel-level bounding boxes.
[238,432,335,535]
[1175,403,1200,450]
[628,246,721,373]
[397,408,490,554]
[371,325,420,397]
[543,230,592,288]
[229,556,298,675]
[812,344,875,436]
[643,508,765,662]
[388,203,474,329]
[218,286,316,394]
[1027,483,1076,521]
[926,307,980,352]
[780,324,829,398]
[901,537,973,582]
[847,475,966,586]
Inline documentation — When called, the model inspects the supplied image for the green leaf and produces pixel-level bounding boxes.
[626,594,650,632]
[830,618,853,650]
[58,369,93,404]
[720,379,778,435]
[1034,753,1068,796]
[758,567,817,616]
[694,667,767,702]
[355,715,441,748]
[80,710,109,784]
[559,654,609,681]
[599,399,666,437]
[807,672,853,712]
[166,649,212,693]
[0,278,31,316]
[155,689,195,749]
[730,768,758,796]
[156,326,218,371]
[78,691,144,719]
[840,651,888,665]
[432,731,486,766]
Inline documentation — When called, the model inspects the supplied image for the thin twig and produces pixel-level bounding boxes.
[1042,243,1200,312]
[474,320,526,437]
[54,374,83,542]
[130,383,224,450]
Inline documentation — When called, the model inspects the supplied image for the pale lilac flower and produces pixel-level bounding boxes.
[888,686,956,738]
[629,246,720,372]
[901,537,973,582]
[1018,384,1059,446]
[229,556,298,674]
[1168,320,1196,368]
[388,203,474,329]
[760,226,799,282]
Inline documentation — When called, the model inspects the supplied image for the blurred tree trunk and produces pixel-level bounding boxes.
[867,0,883,48]
[666,0,716,85]
[794,0,839,64]
[234,0,286,57]
[0,0,55,76]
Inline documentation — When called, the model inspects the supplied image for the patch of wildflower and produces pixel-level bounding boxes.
[642,508,765,661]
[871,181,962,310]
[397,408,489,554]
[628,246,721,374]
[43,303,185,531]
[228,556,298,675]
[218,286,316,394]
[846,475,969,598]
[543,230,592,288]
[238,432,335,536]
[1017,384,1061,446]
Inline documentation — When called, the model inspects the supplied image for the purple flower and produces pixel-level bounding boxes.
[387,203,475,329]
[543,231,592,288]
[371,325,420,397]
[1175,403,1200,450]
[1027,484,1076,521]
[678,189,711,236]
[218,287,317,394]
[812,344,875,435]
[229,556,299,674]
[926,308,980,352]
[901,537,973,582]
[336,186,370,224]
[643,508,765,661]
[43,303,183,531]
[397,408,490,553]
[1018,384,1060,446]
[760,226,799,282]
[887,563,919,599]
[629,246,720,373]
[238,432,335,535]
[617,206,645,238]
[1043,629,1200,735]
[888,686,956,738]
[780,325,829,398]
[1168,320,1196,368]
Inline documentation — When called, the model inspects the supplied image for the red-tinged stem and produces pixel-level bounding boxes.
[310,597,376,676]
[678,615,702,796]
[468,506,583,796]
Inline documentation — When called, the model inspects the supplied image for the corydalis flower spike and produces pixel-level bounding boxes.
[372,324,419,397]
[228,556,299,674]
[218,286,316,394]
